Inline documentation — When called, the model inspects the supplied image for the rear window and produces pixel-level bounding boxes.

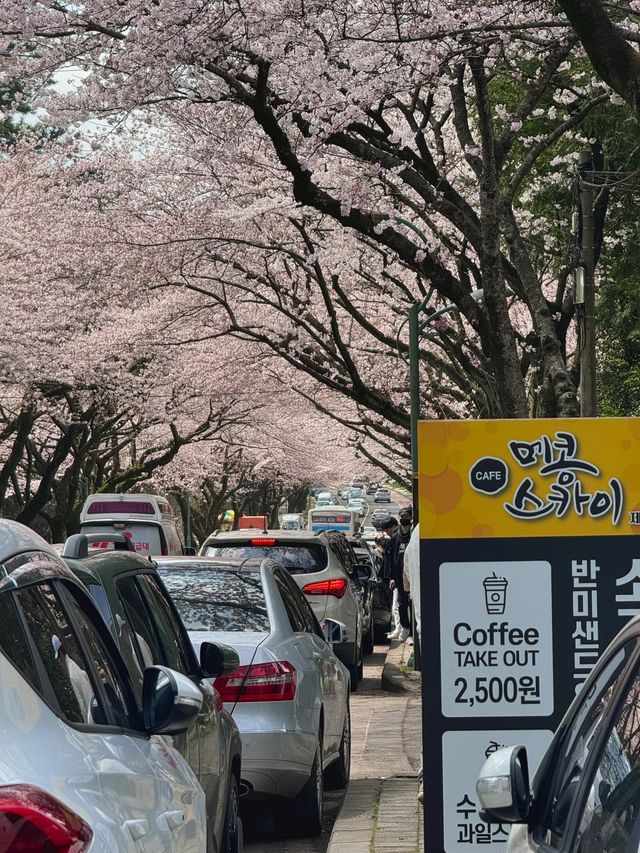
[87,500,155,515]
[202,542,328,574]
[158,568,270,632]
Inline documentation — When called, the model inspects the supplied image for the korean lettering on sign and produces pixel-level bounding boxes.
[571,559,600,695]
[502,432,623,525]
[455,795,510,846]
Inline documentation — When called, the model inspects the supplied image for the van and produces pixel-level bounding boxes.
[281,513,303,530]
[79,493,183,556]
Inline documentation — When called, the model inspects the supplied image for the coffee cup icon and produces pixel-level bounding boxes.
[483,573,508,615]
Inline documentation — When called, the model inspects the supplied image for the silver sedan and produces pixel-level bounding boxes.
[156,556,351,838]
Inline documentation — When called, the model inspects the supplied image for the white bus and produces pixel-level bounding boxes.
[307,506,360,535]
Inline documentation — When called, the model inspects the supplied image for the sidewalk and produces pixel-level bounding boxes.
[327,641,423,853]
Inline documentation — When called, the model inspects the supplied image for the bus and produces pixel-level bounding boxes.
[307,506,360,535]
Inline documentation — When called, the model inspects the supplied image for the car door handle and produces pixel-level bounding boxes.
[124,819,148,840]
[163,810,186,830]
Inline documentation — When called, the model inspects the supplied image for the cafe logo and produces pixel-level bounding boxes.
[469,457,509,495]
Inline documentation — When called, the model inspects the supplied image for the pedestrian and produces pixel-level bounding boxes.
[402,521,423,804]
[389,508,412,643]
[380,517,400,638]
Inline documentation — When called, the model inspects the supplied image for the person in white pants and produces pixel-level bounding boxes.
[403,523,423,803]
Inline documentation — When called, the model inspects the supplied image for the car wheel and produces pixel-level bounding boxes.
[363,617,375,656]
[220,774,242,853]
[325,706,351,790]
[348,659,360,692]
[275,737,324,837]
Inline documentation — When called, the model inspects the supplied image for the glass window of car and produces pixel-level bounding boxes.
[62,586,132,729]
[17,582,97,725]
[203,543,328,574]
[16,581,131,728]
[273,572,307,632]
[116,574,164,672]
[0,591,41,693]
[542,641,637,845]
[158,567,270,632]
[574,668,640,852]
[135,574,191,674]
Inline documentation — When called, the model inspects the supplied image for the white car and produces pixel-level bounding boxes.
[0,520,207,852]
[199,530,365,689]
[157,556,351,838]
[476,613,640,853]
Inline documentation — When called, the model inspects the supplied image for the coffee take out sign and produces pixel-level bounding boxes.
[418,418,640,853]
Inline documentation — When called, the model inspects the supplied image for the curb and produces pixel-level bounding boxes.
[326,778,381,853]
[381,640,422,695]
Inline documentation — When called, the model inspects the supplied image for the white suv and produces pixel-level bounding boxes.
[0,520,207,851]
[199,529,365,689]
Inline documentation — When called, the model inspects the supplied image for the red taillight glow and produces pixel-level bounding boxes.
[303,578,347,599]
[250,538,277,546]
[214,661,297,703]
[0,784,92,852]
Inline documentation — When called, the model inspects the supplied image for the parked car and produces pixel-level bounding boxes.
[348,537,393,646]
[79,492,184,556]
[155,556,351,837]
[476,613,640,853]
[199,530,364,689]
[370,508,391,529]
[61,532,243,853]
[0,520,208,852]
[374,488,391,503]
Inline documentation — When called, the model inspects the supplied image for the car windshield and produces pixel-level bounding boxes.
[202,542,328,574]
[157,566,270,632]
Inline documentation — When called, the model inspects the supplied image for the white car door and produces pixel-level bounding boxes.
[277,571,344,752]
[10,575,206,853]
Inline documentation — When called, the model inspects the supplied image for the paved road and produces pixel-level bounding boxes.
[243,644,420,852]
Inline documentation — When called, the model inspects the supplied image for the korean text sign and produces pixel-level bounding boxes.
[418,418,640,853]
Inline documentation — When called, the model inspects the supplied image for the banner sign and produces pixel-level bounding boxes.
[419,418,640,853]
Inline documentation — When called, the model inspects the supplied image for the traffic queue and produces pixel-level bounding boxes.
[0,485,391,852]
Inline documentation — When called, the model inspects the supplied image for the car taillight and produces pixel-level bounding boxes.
[214,661,297,703]
[303,578,347,599]
[250,538,277,546]
[0,784,92,852]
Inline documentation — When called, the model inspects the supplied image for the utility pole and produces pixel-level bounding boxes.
[578,152,597,417]
[409,301,421,524]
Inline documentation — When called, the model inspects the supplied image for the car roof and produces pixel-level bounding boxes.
[63,549,156,582]
[203,529,322,542]
[0,520,84,589]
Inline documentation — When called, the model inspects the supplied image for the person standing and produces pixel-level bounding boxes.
[380,517,400,638]
[389,508,412,642]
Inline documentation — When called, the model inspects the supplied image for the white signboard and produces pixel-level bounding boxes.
[440,561,553,717]
[442,729,554,852]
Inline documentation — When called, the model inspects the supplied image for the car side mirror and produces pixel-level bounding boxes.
[200,641,240,678]
[142,666,203,734]
[476,745,531,824]
[323,618,348,645]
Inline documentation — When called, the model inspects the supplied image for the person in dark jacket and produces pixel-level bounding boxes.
[389,509,412,642]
